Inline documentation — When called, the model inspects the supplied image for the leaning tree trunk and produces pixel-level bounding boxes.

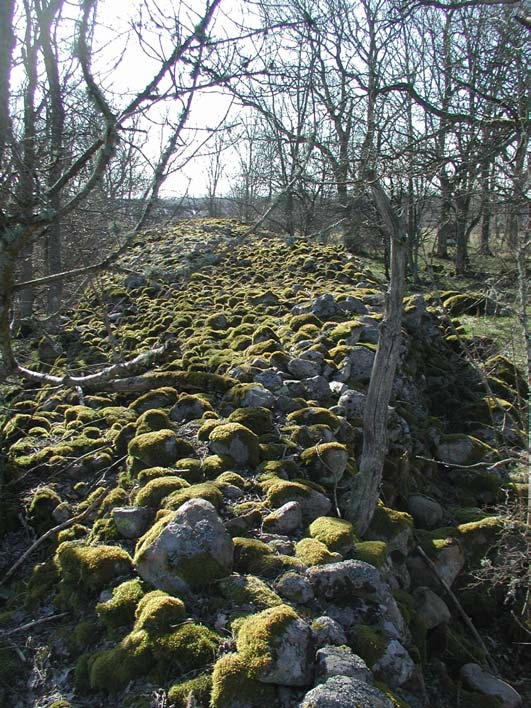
[348,176,407,536]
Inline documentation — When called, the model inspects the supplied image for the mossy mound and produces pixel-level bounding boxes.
[351,541,388,568]
[128,429,193,471]
[96,578,145,630]
[228,407,273,435]
[54,541,133,608]
[308,516,358,554]
[219,574,283,609]
[168,673,213,707]
[295,537,338,566]
[133,475,190,508]
[300,442,349,486]
[210,652,277,708]
[162,481,223,510]
[208,423,260,468]
[287,406,340,429]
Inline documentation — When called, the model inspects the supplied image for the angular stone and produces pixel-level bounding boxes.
[134,498,233,594]
[263,501,303,534]
[112,506,152,539]
[373,639,416,688]
[461,663,522,708]
[306,560,407,636]
[311,616,347,648]
[411,586,451,629]
[275,572,314,604]
[288,357,321,379]
[315,646,371,684]
[299,676,394,707]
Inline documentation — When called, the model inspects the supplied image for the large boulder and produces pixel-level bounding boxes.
[298,675,394,707]
[236,604,313,686]
[306,560,407,637]
[134,498,234,594]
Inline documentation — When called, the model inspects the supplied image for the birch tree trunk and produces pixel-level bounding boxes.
[348,176,407,536]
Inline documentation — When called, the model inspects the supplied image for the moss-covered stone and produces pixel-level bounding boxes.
[96,578,145,629]
[228,407,273,435]
[352,624,386,667]
[168,673,212,707]
[287,406,340,429]
[162,482,223,510]
[300,442,349,486]
[28,486,62,533]
[295,537,338,566]
[135,409,171,435]
[209,423,260,468]
[130,387,178,413]
[308,516,358,554]
[133,476,190,508]
[352,541,388,568]
[88,629,154,691]
[219,574,283,609]
[128,429,195,470]
[134,590,186,632]
[54,541,133,608]
[210,652,277,708]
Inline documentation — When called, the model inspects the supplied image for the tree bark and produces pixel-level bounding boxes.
[348,176,407,536]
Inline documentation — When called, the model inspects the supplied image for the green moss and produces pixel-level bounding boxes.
[308,516,358,554]
[54,541,133,607]
[219,574,283,609]
[136,466,176,482]
[133,476,190,508]
[228,407,273,435]
[236,604,300,675]
[162,482,223,510]
[287,406,340,429]
[203,454,232,478]
[25,559,59,607]
[135,409,171,435]
[233,537,285,578]
[210,652,277,708]
[265,480,320,508]
[99,487,129,516]
[128,429,194,469]
[150,622,220,679]
[300,442,349,486]
[215,471,249,489]
[368,503,414,540]
[129,387,178,413]
[352,624,386,667]
[168,673,212,707]
[374,682,412,708]
[351,541,388,568]
[71,620,102,653]
[208,423,260,468]
[198,418,225,441]
[295,537,337,566]
[134,590,186,633]
[96,578,145,630]
[88,629,154,691]
[28,486,62,532]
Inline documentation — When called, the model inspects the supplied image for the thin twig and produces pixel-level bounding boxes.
[0,612,69,638]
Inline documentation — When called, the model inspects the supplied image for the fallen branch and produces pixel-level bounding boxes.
[15,339,178,390]
[0,612,69,638]
[0,488,106,587]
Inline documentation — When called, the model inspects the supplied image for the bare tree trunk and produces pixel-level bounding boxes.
[0,0,15,168]
[348,176,407,536]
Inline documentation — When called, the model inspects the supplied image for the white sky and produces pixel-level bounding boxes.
[95,0,252,197]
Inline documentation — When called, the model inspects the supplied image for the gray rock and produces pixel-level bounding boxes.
[329,381,349,397]
[461,663,522,708]
[311,616,348,648]
[307,560,407,637]
[288,357,322,379]
[411,587,451,629]
[239,384,276,408]
[339,296,368,315]
[373,639,416,688]
[112,506,152,539]
[407,539,464,589]
[276,572,314,604]
[346,346,376,383]
[302,375,331,400]
[254,368,284,390]
[407,494,444,529]
[311,293,339,319]
[263,501,303,534]
[299,676,394,707]
[337,389,366,420]
[134,498,233,594]
[315,645,371,683]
